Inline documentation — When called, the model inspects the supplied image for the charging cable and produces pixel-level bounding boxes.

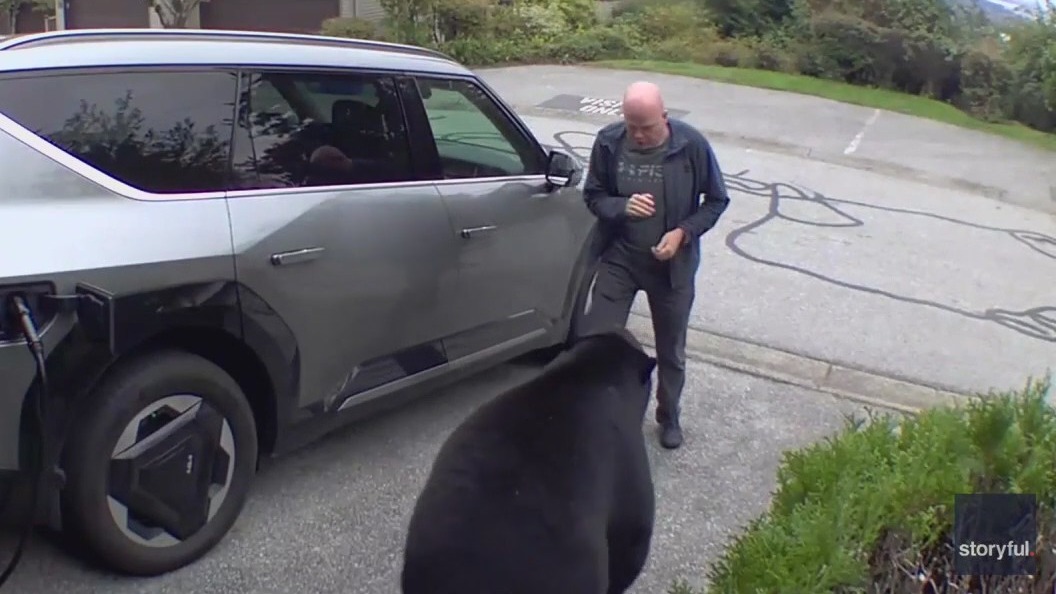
[0,295,51,589]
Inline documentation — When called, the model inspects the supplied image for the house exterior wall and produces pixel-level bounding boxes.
[65,0,149,28]
[0,4,48,34]
[340,0,386,22]
[199,0,340,33]
[60,0,386,33]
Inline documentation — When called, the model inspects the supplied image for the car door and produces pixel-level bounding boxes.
[409,75,583,361]
[225,69,462,413]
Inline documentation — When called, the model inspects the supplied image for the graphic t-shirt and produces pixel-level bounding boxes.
[615,136,669,257]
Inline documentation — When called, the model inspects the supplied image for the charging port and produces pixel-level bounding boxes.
[0,283,57,343]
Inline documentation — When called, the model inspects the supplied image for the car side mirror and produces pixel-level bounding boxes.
[545,150,582,188]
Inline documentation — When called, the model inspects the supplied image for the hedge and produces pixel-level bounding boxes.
[684,375,1054,593]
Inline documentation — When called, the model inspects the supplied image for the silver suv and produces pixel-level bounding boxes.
[0,28,596,577]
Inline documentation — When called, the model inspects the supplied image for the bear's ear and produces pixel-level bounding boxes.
[640,355,657,384]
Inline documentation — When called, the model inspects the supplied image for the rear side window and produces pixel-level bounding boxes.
[0,69,237,194]
[229,71,414,190]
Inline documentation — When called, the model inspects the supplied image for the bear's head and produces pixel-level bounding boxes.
[572,327,658,417]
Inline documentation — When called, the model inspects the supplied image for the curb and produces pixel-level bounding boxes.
[623,313,974,415]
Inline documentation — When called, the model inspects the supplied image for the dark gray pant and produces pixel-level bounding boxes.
[584,246,695,425]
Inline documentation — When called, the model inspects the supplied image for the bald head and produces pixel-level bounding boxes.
[621,81,669,149]
[622,81,665,115]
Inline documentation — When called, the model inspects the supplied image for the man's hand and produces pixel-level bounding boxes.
[624,193,656,218]
[651,228,685,261]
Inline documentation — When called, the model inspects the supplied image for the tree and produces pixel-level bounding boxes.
[148,0,203,28]
[53,91,232,192]
[0,0,52,34]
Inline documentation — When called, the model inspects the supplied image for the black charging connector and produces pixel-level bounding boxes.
[0,294,55,589]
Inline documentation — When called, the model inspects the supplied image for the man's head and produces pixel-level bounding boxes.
[621,81,669,149]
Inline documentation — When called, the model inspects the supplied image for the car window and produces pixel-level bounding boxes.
[230,71,414,190]
[0,69,237,194]
[415,77,544,180]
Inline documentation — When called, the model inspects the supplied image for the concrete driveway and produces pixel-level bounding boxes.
[0,353,865,593]
[478,65,1055,397]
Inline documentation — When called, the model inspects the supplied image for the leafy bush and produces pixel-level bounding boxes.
[438,22,644,65]
[700,39,758,67]
[543,24,644,62]
[1001,11,1056,131]
[320,17,386,40]
[510,2,572,39]
[750,37,797,72]
[433,0,495,40]
[691,375,1055,593]
[957,40,1014,121]
[806,11,886,84]
[612,0,708,44]
[535,0,599,29]
[441,36,533,65]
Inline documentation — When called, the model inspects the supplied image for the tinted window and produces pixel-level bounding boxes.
[0,69,237,194]
[230,71,414,190]
[415,77,544,179]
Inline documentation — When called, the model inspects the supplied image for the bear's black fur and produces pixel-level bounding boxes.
[401,328,659,594]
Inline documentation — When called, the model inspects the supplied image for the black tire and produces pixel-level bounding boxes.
[61,349,258,576]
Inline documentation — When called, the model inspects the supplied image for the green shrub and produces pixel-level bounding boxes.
[957,39,1014,122]
[640,27,726,64]
[511,2,572,39]
[807,11,885,84]
[439,22,643,65]
[543,24,643,62]
[704,39,757,67]
[536,0,598,29]
[320,16,386,40]
[749,36,797,72]
[645,37,699,62]
[433,0,495,40]
[440,36,535,65]
[1002,14,1056,132]
[612,0,708,44]
[483,3,536,40]
[689,375,1055,594]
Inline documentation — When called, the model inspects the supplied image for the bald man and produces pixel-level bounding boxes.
[581,81,730,449]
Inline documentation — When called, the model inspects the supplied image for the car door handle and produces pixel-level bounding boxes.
[270,247,325,266]
[460,225,497,239]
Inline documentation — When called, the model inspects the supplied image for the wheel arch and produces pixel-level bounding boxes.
[557,221,605,342]
[121,326,279,459]
[20,281,300,477]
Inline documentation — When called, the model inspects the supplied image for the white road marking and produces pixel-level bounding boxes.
[843,109,881,155]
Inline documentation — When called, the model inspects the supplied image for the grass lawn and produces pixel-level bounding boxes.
[588,59,1056,153]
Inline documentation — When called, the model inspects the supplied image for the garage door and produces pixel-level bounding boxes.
[65,0,149,29]
[200,0,340,33]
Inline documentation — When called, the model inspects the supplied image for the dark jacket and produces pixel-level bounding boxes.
[583,117,730,288]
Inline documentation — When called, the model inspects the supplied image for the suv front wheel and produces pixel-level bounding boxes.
[60,349,258,576]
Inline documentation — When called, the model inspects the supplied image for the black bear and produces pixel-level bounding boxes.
[401,328,659,594]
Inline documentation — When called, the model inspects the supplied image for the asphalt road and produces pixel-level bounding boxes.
[0,352,866,594]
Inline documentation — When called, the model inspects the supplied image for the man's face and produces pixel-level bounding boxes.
[623,108,668,148]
